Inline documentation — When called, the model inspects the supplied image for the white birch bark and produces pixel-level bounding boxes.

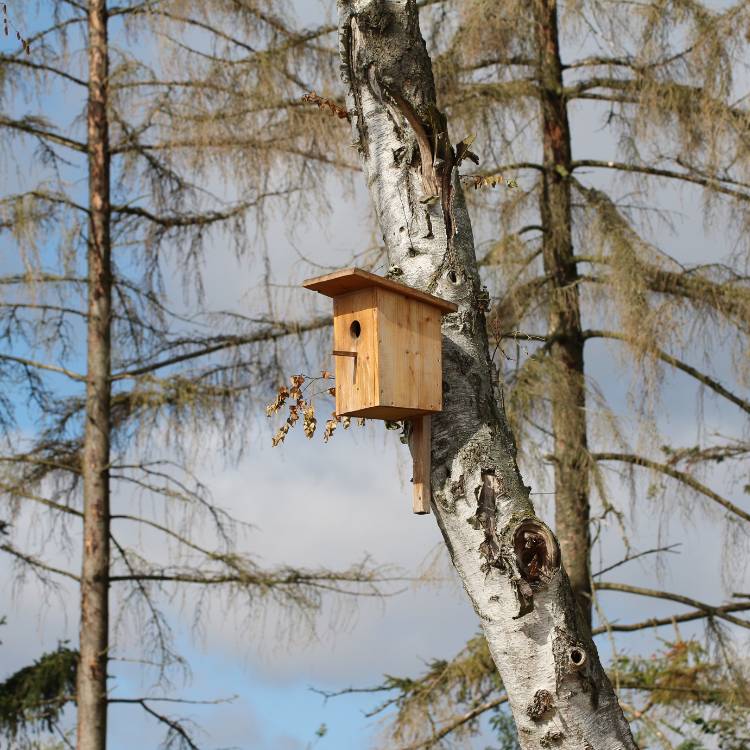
[337,2,638,748]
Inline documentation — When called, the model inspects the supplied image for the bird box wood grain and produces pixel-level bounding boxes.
[303,268,457,420]
[375,288,442,415]
[332,288,379,416]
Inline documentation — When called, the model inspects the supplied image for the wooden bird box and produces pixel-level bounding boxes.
[302,268,457,420]
[303,268,457,516]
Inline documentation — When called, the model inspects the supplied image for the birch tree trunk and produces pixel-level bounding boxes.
[77,1,112,748]
[337,2,636,747]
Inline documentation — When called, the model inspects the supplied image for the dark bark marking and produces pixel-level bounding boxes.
[568,646,587,670]
[527,689,555,720]
[513,518,560,589]
[540,730,565,747]
[468,472,546,618]
[342,13,368,153]
[552,626,599,710]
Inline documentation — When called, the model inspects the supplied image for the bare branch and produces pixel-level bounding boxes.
[396,695,509,750]
[592,544,681,578]
[593,452,750,524]
[573,160,750,203]
[583,330,750,414]
[591,602,750,634]
[595,582,750,630]
[0,353,86,381]
[0,115,87,152]
[111,316,331,380]
[1,542,80,581]
[0,53,85,85]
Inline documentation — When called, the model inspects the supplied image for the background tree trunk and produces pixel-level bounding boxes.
[532,0,592,628]
[337,1,635,746]
[77,1,112,747]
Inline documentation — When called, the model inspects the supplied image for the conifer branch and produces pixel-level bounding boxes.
[583,330,750,414]
[592,544,681,577]
[594,602,750,634]
[592,452,750,524]
[114,137,359,171]
[0,481,82,516]
[0,115,87,152]
[111,316,331,380]
[0,53,85,85]
[109,534,186,685]
[0,190,89,214]
[0,543,80,581]
[110,515,232,562]
[0,302,87,319]
[109,569,407,595]
[0,274,86,285]
[396,694,509,750]
[573,160,750,202]
[572,179,750,326]
[564,56,638,70]
[114,698,197,749]
[112,191,293,228]
[0,353,86,381]
[594,582,750,630]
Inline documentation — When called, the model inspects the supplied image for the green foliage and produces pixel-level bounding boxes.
[0,644,77,742]
[366,634,750,750]
[612,639,750,750]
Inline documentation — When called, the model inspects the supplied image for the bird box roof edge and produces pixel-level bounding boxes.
[302,267,458,314]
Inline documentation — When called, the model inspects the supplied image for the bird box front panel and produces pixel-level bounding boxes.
[375,287,442,414]
[333,288,379,416]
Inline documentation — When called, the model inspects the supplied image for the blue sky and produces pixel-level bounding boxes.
[1,1,749,749]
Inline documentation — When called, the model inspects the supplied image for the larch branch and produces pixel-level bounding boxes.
[0,115,87,152]
[573,160,750,203]
[595,582,750,630]
[583,329,750,414]
[592,452,750,524]
[0,54,86,86]
[0,353,86,381]
[592,602,750,634]
[397,694,509,750]
[111,316,330,380]
[0,542,80,581]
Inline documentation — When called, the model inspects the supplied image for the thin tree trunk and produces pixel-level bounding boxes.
[77,2,111,748]
[532,0,592,628]
[337,1,634,747]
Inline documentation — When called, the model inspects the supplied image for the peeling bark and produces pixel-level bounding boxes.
[337,2,636,747]
[77,2,112,749]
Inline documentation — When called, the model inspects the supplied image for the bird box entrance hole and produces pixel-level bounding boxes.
[302,268,458,515]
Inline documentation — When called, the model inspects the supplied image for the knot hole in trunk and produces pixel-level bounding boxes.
[513,519,560,590]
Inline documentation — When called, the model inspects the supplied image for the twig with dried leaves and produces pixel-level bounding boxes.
[266,371,366,445]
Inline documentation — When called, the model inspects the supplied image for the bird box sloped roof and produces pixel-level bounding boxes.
[302,267,458,314]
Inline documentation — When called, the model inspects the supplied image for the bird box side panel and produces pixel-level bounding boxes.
[333,288,379,415]
[375,288,442,413]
